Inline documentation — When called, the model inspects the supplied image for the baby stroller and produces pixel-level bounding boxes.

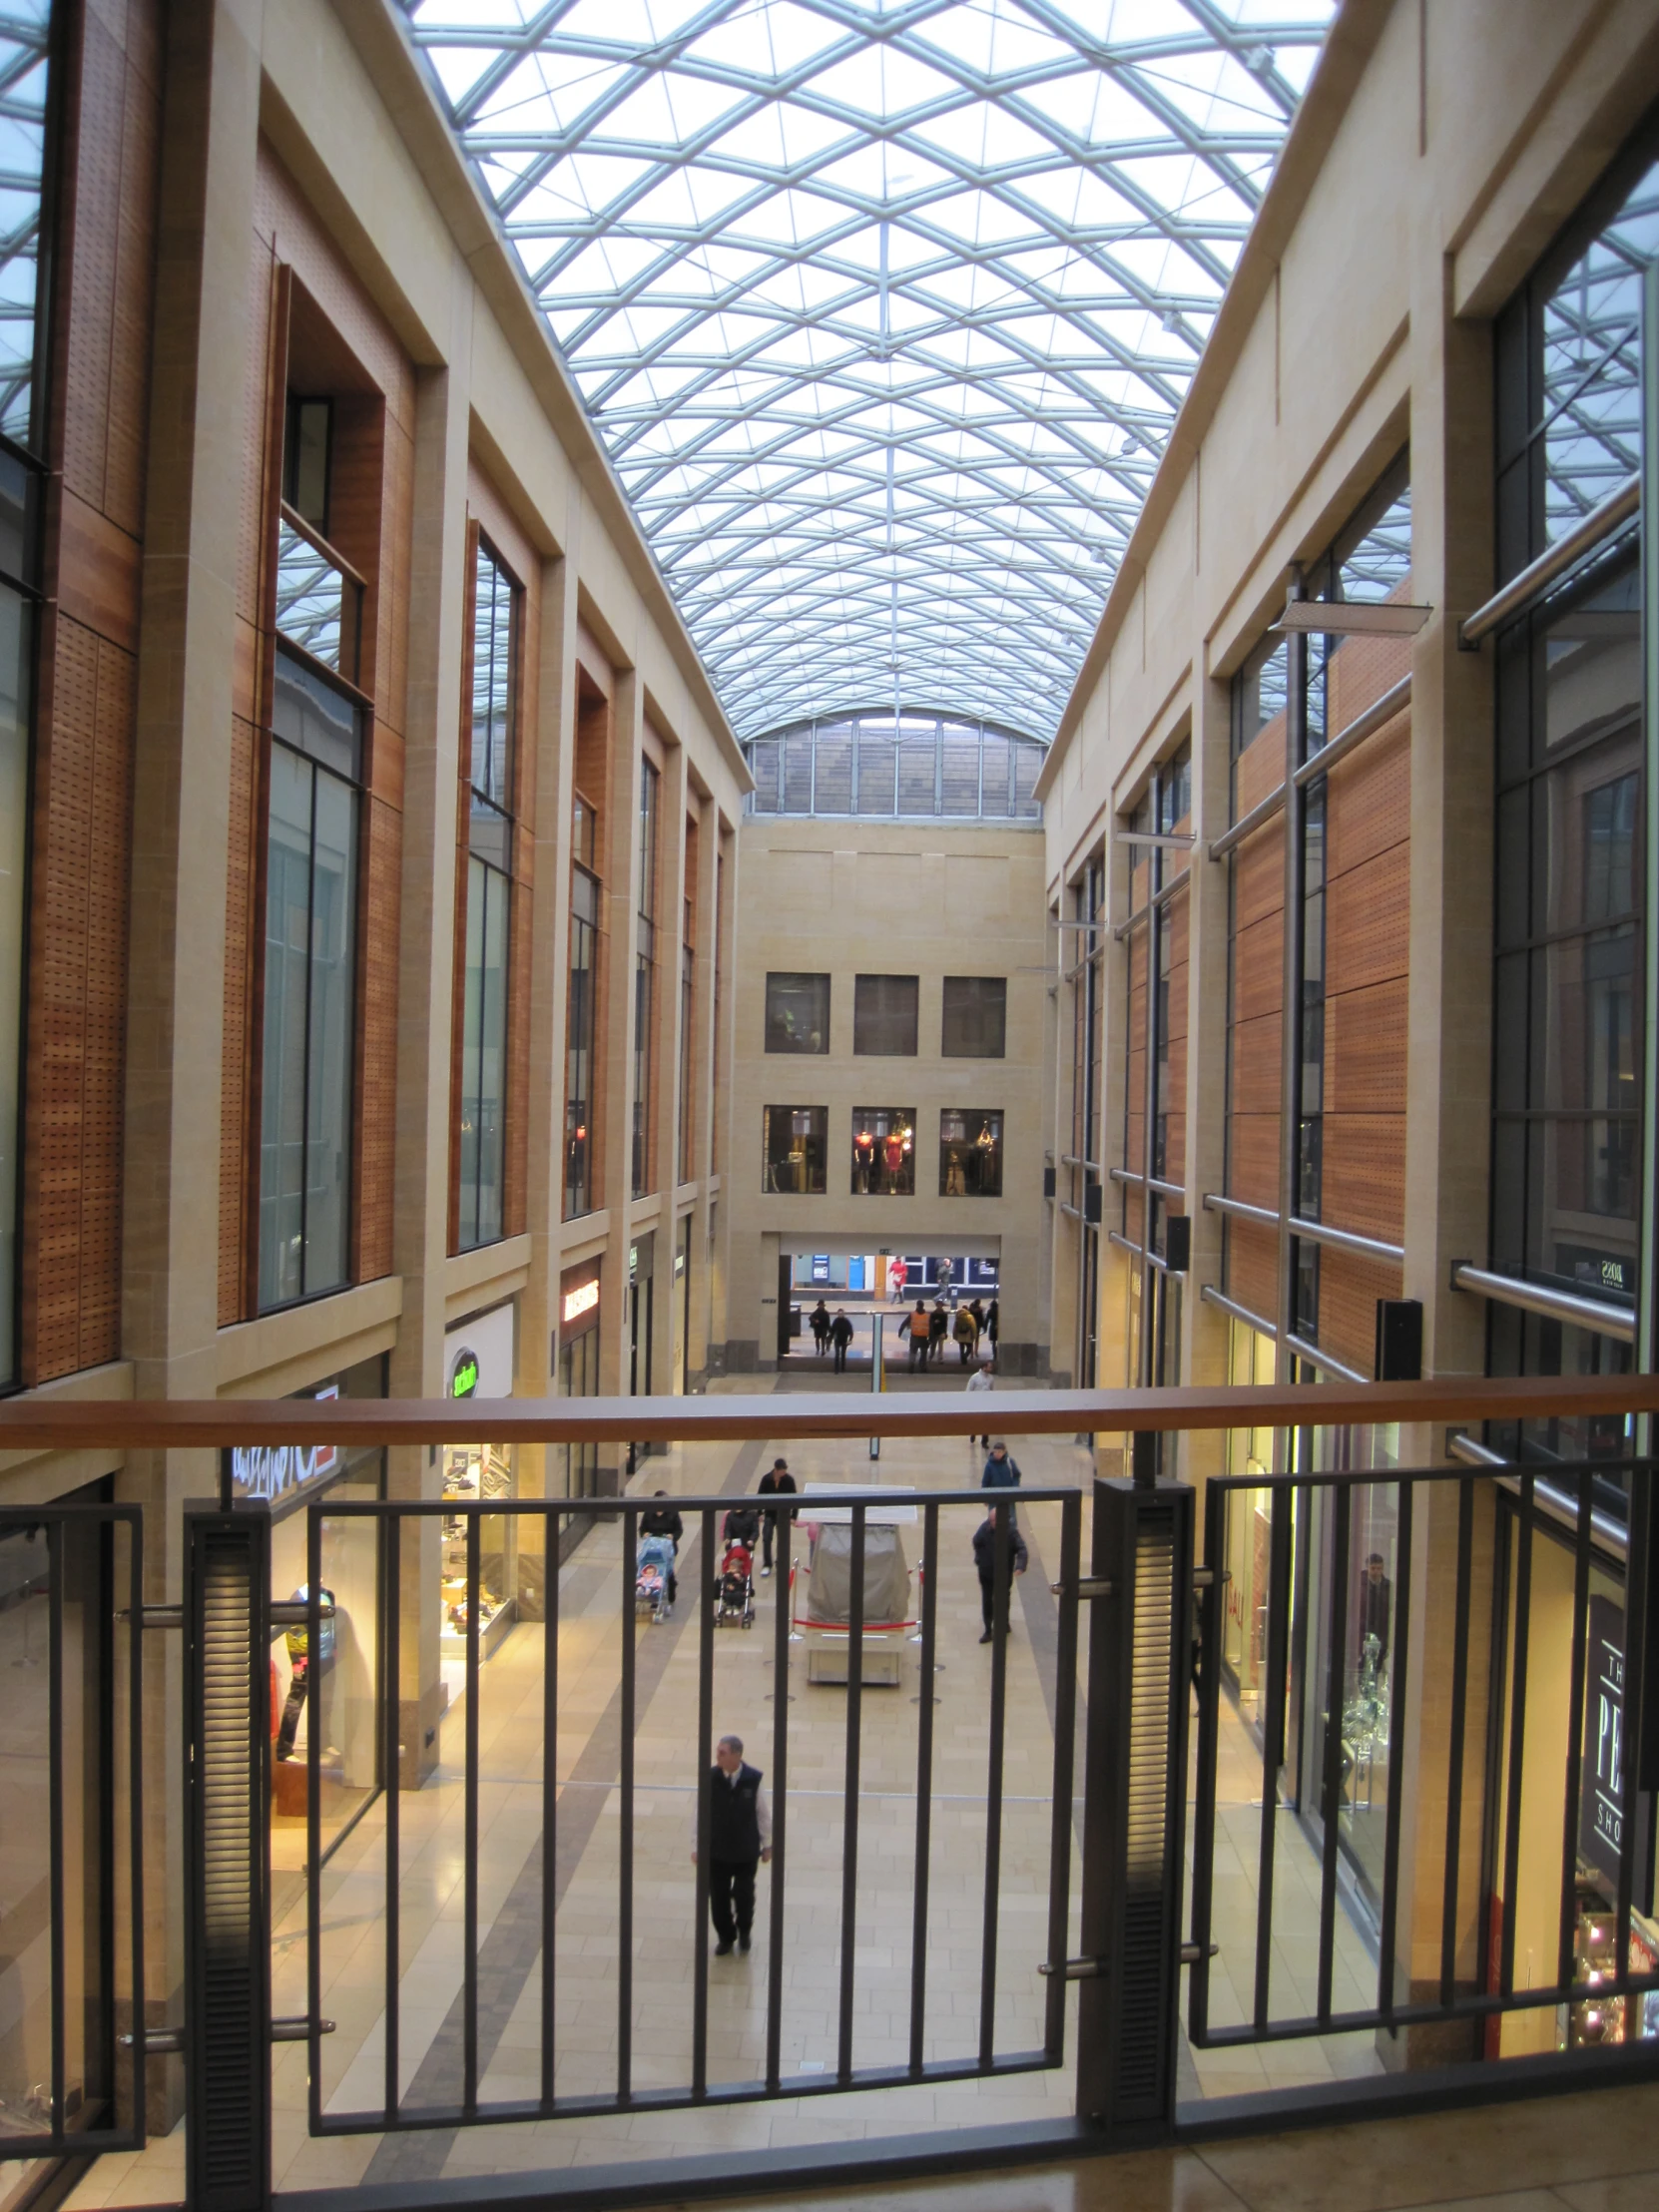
[716,1535,755,1630]
[635,1531,675,1623]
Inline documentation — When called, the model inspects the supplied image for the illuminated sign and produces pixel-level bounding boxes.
[449,1348,479,1398]
[562,1278,600,1326]
[228,1383,337,1503]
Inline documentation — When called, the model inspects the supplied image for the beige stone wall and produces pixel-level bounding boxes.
[728,816,1050,1374]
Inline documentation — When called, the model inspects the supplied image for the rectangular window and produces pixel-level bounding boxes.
[763,1105,827,1194]
[853,973,918,1055]
[458,855,508,1249]
[259,650,362,1310]
[765,970,829,1052]
[851,1107,914,1195]
[565,863,599,1220]
[679,932,695,1185]
[458,537,518,1250]
[939,1109,1002,1198]
[633,759,659,1198]
[941,975,1006,1057]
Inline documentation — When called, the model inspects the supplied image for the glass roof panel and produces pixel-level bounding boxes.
[401,0,1335,741]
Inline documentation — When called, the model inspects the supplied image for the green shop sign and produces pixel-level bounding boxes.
[449,1348,479,1399]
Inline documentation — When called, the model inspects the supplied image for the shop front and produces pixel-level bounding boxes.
[558,1258,602,1498]
[226,1355,385,1880]
[442,1303,519,1664]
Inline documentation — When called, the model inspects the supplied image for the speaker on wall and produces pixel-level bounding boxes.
[1375,1298,1422,1382]
[1043,1165,1056,1199]
[1164,1215,1191,1274]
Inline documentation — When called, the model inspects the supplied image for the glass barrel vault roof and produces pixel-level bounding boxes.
[400,1,1335,743]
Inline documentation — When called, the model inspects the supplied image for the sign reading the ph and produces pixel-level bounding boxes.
[1581,1596,1627,1879]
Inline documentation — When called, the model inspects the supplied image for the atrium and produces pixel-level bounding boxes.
[0,5,1658,2212]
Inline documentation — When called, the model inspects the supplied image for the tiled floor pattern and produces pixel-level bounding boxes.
[610,2080,1659,2212]
[67,1391,1392,2204]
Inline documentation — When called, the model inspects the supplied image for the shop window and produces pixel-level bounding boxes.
[853,973,918,1055]
[259,650,361,1311]
[566,784,601,1221]
[764,1105,827,1194]
[851,1106,915,1195]
[442,1309,519,1662]
[679,935,695,1184]
[765,970,829,1052]
[942,975,1006,1057]
[940,1109,1002,1197]
[633,759,659,1199]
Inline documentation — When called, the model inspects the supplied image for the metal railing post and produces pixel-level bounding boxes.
[184,1503,273,2212]
[1075,1444,1193,2132]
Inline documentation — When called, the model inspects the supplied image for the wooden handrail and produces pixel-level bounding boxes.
[0,1375,1654,1451]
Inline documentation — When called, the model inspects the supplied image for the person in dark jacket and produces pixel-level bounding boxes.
[981,1441,1021,1490]
[641,1494,683,1605]
[810,1300,831,1355]
[830,1307,854,1374]
[691,1733,773,1953]
[757,1457,798,1576]
[928,1301,948,1362]
[984,1298,1000,1354]
[971,1507,1028,1640]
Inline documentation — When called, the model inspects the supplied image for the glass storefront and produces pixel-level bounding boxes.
[1221,1319,1279,1726]
[558,1260,602,1499]
[441,1305,519,1663]
[939,1109,1002,1196]
[851,1106,914,1194]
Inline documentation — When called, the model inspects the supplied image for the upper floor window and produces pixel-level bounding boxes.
[854,973,917,1055]
[458,536,519,1250]
[746,713,1045,821]
[763,1105,827,1194]
[633,758,660,1198]
[940,1110,1002,1198]
[852,1107,914,1196]
[276,396,363,687]
[766,971,829,1053]
[942,976,1006,1058]
[0,5,53,457]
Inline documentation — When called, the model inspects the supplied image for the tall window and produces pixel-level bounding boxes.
[260,654,361,1309]
[942,976,1006,1056]
[851,1107,914,1195]
[1071,858,1105,1384]
[853,973,917,1054]
[565,796,599,1219]
[1487,146,1657,1457]
[765,971,829,1052]
[763,1105,827,1193]
[678,899,695,1186]
[0,5,53,1384]
[633,759,660,1198]
[458,538,517,1250]
[940,1110,1002,1197]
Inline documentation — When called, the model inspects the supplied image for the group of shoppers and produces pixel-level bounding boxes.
[902,1294,997,1370]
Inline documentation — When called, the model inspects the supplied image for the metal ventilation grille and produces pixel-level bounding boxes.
[1119,1507,1176,2115]
[199,1534,261,2198]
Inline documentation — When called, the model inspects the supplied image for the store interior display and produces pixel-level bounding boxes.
[1561,1898,1659,2049]
[441,1441,518,1659]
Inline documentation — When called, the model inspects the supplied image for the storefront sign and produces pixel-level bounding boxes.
[450,1349,479,1398]
[228,1384,337,1504]
[562,1277,600,1326]
[443,1303,515,1401]
[1580,1594,1627,1884]
[812,1254,830,1283]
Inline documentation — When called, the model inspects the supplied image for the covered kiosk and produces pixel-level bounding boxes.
[794,1488,918,1686]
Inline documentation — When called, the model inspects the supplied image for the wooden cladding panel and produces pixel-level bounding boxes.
[1315,1247,1398,1379]
[1233,820,1284,934]
[1227,1112,1280,1211]
[1322,1116,1406,1245]
[1233,911,1284,1024]
[218,716,259,1326]
[1163,1111,1187,1190]
[1327,976,1406,1116]
[1326,841,1409,1001]
[1327,720,1409,880]
[354,796,400,1284]
[1231,1011,1282,1118]
[1327,630,1410,735]
[1123,1185,1143,1250]
[1235,716,1285,818]
[23,617,134,1382]
[1228,1215,1278,1328]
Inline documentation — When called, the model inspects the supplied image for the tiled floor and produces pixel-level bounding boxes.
[60,1385,1438,2204]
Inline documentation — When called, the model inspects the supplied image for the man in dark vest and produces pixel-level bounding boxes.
[691,1732,773,1954]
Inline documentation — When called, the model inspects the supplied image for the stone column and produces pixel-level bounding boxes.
[119,0,263,2107]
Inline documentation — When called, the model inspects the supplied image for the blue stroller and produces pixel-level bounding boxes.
[635,1531,675,1622]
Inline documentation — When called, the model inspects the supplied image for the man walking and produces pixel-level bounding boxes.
[965,1353,995,1447]
[830,1307,854,1374]
[692,1734,772,1954]
[972,1506,1027,1642]
[757,1457,797,1576]
[907,1300,930,1371]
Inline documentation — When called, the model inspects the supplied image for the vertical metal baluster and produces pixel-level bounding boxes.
[307,1508,323,2132]
[383,1510,401,2125]
[979,1499,1011,2067]
[1499,1474,1534,1998]
[1614,1462,1652,1999]
[837,1504,865,2084]
[1439,1476,1475,2005]
[692,1505,715,2100]
[1378,1479,1412,2025]
[766,1499,791,2093]
[618,1506,636,2103]
[1556,1473,1594,1993]
[1188,1479,1225,2047]
[1041,1490,1081,2064]
[1316,1482,1351,2027]
[909,1499,939,2076]
[126,1511,147,2144]
[47,1521,64,2140]
[1253,1484,1293,2031]
[541,1506,558,2111]
[464,1508,481,2115]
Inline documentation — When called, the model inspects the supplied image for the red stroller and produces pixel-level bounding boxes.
[716,1535,756,1629]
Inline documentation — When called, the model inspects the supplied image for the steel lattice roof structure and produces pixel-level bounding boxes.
[399,0,1335,744]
